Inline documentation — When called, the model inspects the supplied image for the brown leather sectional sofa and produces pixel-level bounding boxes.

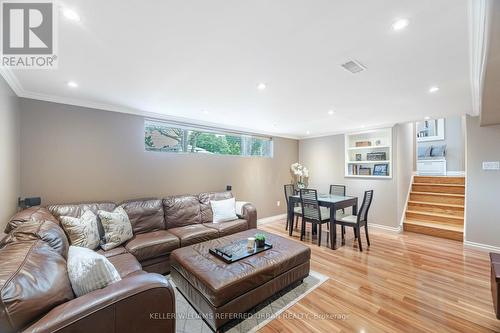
[0,191,257,333]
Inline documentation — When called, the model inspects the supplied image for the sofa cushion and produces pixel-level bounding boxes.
[67,246,121,297]
[125,230,180,261]
[203,219,248,237]
[120,199,165,234]
[168,225,218,247]
[107,252,143,278]
[0,220,69,258]
[5,206,60,234]
[98,207,133,251]
[199,191,233,223]
[96,246,128,258]
[0,240,74,333]
[60,210,101,250]
[48,202,116,238]
[163,195,201,228]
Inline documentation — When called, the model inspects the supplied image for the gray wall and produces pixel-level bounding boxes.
[417,116,465,172]
[19,98,299,219]
[397,122,415,222]
[0,77,20,231]
[299,124,414,229]
[465,116,500,247]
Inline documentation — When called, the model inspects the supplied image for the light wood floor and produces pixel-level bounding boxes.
[257,219,499,333]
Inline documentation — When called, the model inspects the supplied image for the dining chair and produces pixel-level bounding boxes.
[284,184,301,230]
[333,190,373,251]
[299,189,331,247]
[330,184,347,235]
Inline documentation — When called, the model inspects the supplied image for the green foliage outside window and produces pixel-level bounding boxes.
[144,120,272,157]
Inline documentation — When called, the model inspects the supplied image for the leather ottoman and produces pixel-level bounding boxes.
[170,229,311,331]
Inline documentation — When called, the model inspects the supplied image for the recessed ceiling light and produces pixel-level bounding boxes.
[392,19,409,31]
[257,83,266,90]
[424,116,431,120]
[67,81,78,88]
[361,125,366,128]
[202,110,209,114]
[62,8,80,22]
[306,130,310,135]
[429,86,439,93]
[328,110,335,115]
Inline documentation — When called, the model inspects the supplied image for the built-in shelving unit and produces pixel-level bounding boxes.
[345,128,392,179]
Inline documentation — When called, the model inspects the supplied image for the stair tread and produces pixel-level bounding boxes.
[408,200,464,208]
[404,219,464,232]
[413,183,465,187]
[411,191,465,198]
[406,210,464,220]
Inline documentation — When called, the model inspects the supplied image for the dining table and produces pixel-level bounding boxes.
[287,193,358,250]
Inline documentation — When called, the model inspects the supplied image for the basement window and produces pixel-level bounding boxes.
[144,120,273,158]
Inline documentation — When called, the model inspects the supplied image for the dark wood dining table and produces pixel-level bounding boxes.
[287,193,358,249]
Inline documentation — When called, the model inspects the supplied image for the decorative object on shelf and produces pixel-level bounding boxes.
[255,233,266,248]
[355,140,371,147]
[373,164,389,176]
[416,118,445,142]
[345,127,392,178]
[290,162,309,189]
[367,152,387,161]
[359,167,371,176]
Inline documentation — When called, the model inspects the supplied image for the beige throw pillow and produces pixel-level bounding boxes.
[60,210,100,250]
[67,246,121,297]
[98,207,133,251]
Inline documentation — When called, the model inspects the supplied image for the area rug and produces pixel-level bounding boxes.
[170,271,328,333]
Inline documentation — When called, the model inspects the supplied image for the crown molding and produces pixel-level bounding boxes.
[0,68,300,140]
[469,0,489,116]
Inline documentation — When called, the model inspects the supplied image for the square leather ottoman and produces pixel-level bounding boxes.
[170,228,311,331]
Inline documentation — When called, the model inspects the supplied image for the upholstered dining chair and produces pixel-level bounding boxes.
[333,190,373,251]
[284,184,301,230]
[299,189,331,247]
[329,184,347,235]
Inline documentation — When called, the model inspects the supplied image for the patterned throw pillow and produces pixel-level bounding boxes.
[97,207,133,251]
[67,246,121,297]
[60,210,101,250]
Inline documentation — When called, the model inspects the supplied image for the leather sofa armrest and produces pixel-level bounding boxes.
[23,273,175,333]
[238,203,257,229]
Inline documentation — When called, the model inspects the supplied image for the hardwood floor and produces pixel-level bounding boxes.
[257,220,499,333]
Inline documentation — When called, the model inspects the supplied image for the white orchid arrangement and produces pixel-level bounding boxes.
[290,162,309,188]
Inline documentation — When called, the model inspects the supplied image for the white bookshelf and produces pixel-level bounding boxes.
[345,128,392,179]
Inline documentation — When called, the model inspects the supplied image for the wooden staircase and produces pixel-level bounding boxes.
[403,176,465,241]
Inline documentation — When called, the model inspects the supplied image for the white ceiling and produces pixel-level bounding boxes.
[4,0,473,138]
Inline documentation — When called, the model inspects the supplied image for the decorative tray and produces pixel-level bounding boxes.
[209,240,272,264]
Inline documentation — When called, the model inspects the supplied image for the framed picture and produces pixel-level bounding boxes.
[416,118,445,142]
[373,164,388,176]
[359,167,371,176]
[355,153,362,161]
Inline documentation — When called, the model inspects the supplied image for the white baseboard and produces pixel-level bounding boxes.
[464,240,500,253]
[257,213,287,225]
[369,223,402,233]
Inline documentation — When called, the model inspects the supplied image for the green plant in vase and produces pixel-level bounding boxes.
[255,233,266,248]
[290,162,309,189]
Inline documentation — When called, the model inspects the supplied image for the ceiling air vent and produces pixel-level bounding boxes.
[341,60,366,74]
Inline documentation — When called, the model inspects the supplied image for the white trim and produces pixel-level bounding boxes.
[0,69,301,140]
[464,240,500,253]
[257,213,287,225]
[446,171,466,176]
[399,174,414,228]
[369,223,402,233]
[469,0,489,116]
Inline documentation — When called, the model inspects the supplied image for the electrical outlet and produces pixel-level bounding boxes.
[483,161,500,170]
[276,200,280,207]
